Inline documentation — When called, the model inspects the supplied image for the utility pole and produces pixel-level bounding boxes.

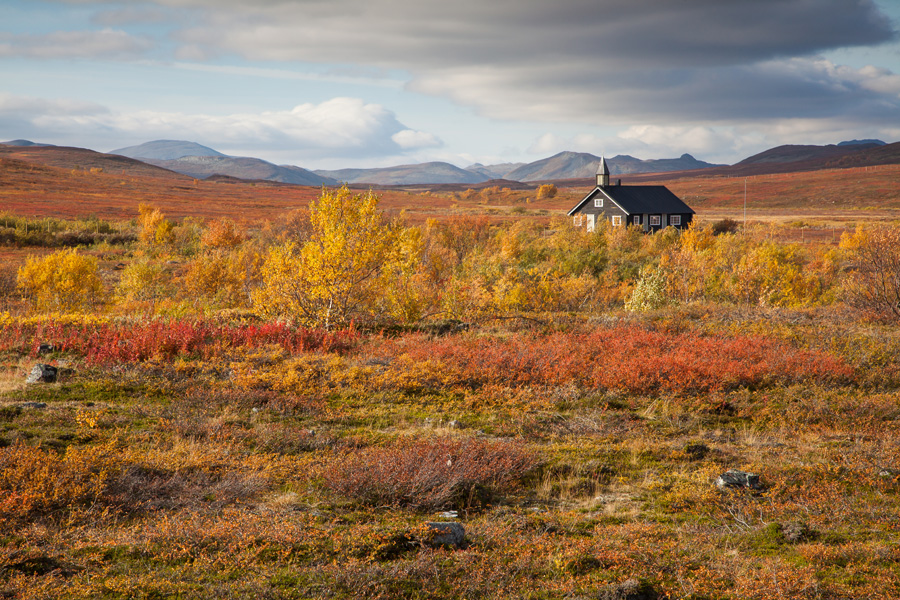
[743,178,747,232]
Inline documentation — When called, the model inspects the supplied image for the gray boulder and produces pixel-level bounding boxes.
[26,364,58,384]
[716,470,761,490]
[19,402,47,409]
[422,522,465,548]
[597,578,658,600]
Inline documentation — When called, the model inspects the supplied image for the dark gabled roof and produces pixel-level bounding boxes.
[567,185,694,216]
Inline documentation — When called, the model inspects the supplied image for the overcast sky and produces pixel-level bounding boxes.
[2,0,899,169]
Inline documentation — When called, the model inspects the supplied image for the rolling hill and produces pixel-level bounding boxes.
[111,140,227,160]
[735,141,885,165]
[0,144,190,180]
[315,162,488,185]
[142,155,336,186]
[1,139,55,147]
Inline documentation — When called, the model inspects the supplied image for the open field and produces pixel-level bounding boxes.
[3,147,900,228]
[1,308,900,599]
[1,158,900,598]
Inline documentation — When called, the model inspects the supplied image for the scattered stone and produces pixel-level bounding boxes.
[26,364,58,384]
[437,510,459,519]
[596,578,659,600]
[421,522,465,548]
[37,343,55,355]
[716,470,761,490]
[683,442,710,460]
[447,419,462,429]
[19,402,47,409]
[782,521,817,544]
[363,357,392,367]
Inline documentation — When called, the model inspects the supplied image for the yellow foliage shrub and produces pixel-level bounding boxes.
[16,248,104,312]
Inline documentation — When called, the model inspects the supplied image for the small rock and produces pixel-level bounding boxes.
[38,343,55,355]
[437,510,458,519]
[26,364,58,384]
[683,442,710,460]
[447,419,462,429]
[597,578,658,600]
[716,470,761,490]
[782,521,816,544]
[19,402,47,409]
[421,522,465,548]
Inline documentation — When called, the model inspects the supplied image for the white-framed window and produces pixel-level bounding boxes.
[573,214,583,226]
[633,215,641,226]
[670,215,682,226]
[611,215,622,227]
[650,215,661,226]
[594,197,603,208]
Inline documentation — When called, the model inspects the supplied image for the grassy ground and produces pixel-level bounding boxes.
[1,307,899,599]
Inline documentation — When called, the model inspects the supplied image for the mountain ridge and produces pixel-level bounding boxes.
[111,140,227,160]
[3,138,895,186]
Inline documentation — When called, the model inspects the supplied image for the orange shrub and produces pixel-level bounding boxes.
[0,442,119,523]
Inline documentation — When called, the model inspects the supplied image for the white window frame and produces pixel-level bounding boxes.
[586,214,595,233]
[611,215,622,227]
[594,197,603,208]
[632,215,641,226]
[670,215,681,226]
[573,214,583,226]
[650,215,661,226]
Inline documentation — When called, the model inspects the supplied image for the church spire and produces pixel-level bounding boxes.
[596,156,610,187]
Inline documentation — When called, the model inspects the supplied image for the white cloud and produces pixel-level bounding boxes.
[391,129,441,149]
[0,28,153,59]
[0,94,441,163]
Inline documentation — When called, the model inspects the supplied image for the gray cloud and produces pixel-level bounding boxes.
[0,28,153,59]
[21,0,900,157]
[157,0,900,125]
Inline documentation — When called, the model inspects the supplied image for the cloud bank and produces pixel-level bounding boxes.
[5,0,900,164]
[157,0,899,125]
[0,95,442,163]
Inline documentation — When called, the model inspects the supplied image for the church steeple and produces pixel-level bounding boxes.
[596,156,610,187]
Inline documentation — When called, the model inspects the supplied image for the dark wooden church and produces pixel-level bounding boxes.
[567,158,694,232]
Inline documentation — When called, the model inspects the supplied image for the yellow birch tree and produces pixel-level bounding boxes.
[254,186,405,328]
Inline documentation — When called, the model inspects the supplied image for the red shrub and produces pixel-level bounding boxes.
[0,319,359,365]
[323,437,538,510]
[393,326,854,394]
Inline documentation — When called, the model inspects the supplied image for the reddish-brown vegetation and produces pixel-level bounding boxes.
[0,319,359,364]
[383,327,854,394]
[323,437,538,510]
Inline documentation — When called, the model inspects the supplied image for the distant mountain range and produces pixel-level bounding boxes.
[2,137,894,186]
[315,162,487,185]
[465,162,526,180]
[112,140,226,160]
[109,140,336,186]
